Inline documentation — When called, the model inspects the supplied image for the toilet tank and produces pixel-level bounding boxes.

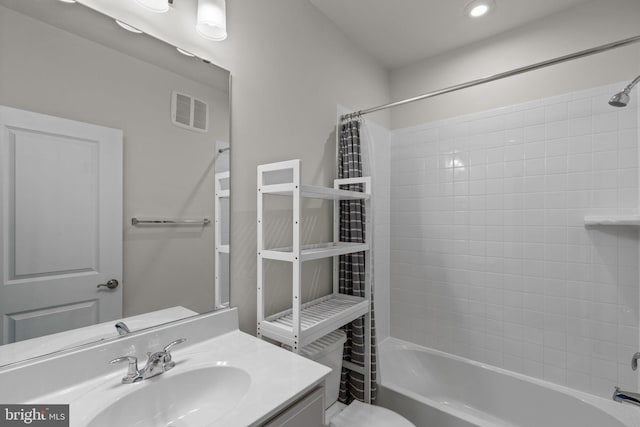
[289,330,347,409]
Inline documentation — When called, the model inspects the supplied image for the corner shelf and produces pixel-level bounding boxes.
[584,215,640,226]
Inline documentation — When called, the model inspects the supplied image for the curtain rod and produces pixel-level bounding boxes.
[341,34,640,121]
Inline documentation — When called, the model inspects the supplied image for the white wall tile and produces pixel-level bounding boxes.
[524,107,546,126]
[569,117,592,136]
[568,99,592,119]
[568,135,592,155]
[390,82,640,399]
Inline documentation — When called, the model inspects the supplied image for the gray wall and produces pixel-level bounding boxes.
[224,1,390,332]
[0,6,230,316]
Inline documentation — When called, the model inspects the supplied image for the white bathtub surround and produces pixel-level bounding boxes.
[390,82,640,397]
[377,337,640,427]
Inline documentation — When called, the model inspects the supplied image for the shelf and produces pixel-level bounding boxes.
[260,183,370,200]
[262,242,369,262]
[260,294,369,348]
[216,189,229,198]
[584,215,640,226]
[217,245,230,254]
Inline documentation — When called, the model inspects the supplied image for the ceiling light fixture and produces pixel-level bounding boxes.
[196,0,227,41]
[58,0,77,3]
[465,0,495,18]
[115,20,143,34]
[176,47,195,57]
[134,0,170,14]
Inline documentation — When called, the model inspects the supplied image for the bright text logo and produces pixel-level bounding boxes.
[1,405,68,426]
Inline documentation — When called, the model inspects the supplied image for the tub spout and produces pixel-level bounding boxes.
[613,386,640,407]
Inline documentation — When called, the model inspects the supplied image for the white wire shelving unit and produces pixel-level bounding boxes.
[257,159,372,402]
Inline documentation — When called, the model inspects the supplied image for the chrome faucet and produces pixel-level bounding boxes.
[115,322,131,336]
[110,338,186,384]
[613,352,640,407]
[632,352,640,371]
[613,386,640,407]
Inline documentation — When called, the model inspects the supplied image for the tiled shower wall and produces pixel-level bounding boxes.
[389,82,640,397]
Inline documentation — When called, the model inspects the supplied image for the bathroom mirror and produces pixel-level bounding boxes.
[0,0,230,364]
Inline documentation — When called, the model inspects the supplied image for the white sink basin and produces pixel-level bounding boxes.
[86,367,251,427]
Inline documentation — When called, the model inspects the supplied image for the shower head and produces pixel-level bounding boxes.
[609,91,631,107]
[609,74,640,107]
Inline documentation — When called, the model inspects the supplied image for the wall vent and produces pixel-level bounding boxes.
[171,91,209,133]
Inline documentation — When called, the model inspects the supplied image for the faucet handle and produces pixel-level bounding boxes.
[163,338,187,353]
[110,356,140,383]
[162,338,186,369]
[632,352,640,371]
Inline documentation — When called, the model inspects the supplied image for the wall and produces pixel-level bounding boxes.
[222,1,389,332]
[390,0,640,130]
[387,0,640,398]
[0,6,229,316]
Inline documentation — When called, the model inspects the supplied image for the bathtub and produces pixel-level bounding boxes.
[377,338,640,427]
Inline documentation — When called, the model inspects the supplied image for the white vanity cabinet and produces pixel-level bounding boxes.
[262,387,324,427]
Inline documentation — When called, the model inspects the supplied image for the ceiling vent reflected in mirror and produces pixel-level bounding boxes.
[171,91,209,133]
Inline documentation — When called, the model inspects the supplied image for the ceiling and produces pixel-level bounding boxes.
[0,0,229,91]
[309,0,594,69]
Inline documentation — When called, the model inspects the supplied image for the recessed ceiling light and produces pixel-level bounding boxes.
[465,0,495,18]
[115,20,143,34]
[470,4,488,17]
[58,0,77,3]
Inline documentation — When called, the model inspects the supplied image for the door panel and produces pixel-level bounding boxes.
[0,106,123,344]
[11,127,98,277]
[5,300,98,342]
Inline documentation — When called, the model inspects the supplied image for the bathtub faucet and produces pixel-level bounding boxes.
[613,386,640,407]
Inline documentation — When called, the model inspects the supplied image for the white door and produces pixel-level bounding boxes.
[0,106,123,344]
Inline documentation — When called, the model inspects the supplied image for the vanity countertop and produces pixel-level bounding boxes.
[0,306,197,367]
[42,330,329,426]
[0,308,330,427]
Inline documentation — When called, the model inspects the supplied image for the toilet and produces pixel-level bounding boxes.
[295,330,415,427]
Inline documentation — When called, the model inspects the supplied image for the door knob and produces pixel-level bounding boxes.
[97,279,119,289]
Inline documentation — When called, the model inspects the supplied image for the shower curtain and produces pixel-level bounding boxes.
[337,117,378,404]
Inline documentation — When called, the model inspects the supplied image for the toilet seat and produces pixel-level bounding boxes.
[328,401,415,427]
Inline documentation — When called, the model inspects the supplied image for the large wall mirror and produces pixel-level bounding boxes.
[0,0,230,365]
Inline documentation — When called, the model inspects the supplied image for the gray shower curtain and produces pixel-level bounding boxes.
[337,117,377,404]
